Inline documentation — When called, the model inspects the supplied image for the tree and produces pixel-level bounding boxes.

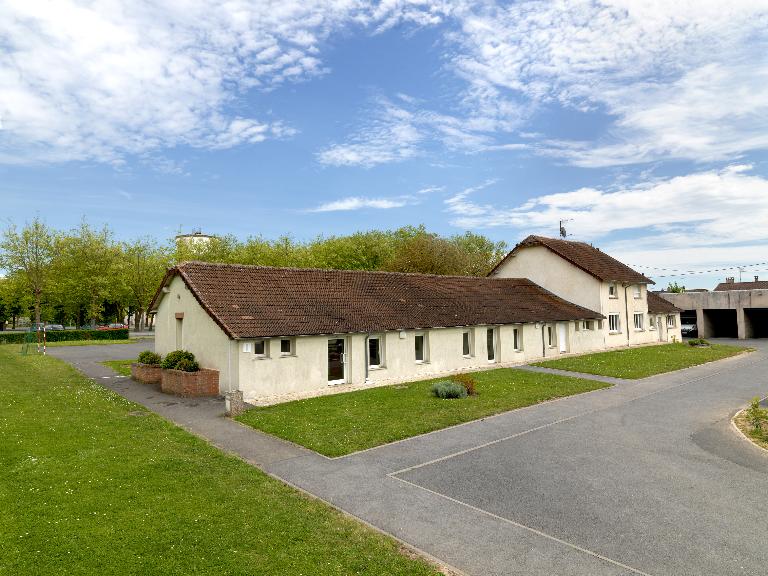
[53,221,121,326]
[666,282,685,293]
[0,218,56,326]
[120,239,169,330]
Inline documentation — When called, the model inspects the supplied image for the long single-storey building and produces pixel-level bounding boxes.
[149,236,680,402]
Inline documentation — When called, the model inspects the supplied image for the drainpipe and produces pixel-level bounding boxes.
[364,335,369,383]
[541,323,546,357]
[624,284,631,347]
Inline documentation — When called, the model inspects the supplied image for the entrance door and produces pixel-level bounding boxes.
[328,338,346,385]
[557,322,567,353]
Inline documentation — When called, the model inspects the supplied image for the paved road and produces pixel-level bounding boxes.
[50,340,768,576]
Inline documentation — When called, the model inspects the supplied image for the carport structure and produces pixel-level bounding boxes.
[661,289,768,338]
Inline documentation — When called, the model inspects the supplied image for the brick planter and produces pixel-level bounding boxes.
[161,368,219,397]
[130,363,163,385]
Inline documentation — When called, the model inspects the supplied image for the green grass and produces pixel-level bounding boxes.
[101,359,134,376]
[533,342,749,379]
[236,369,609,457]
[0,348,438,576]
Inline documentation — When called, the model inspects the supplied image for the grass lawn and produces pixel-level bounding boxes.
[533,342,749,379]
[236,369,609,457]
[0,348,438,576]
[100,359,134,376]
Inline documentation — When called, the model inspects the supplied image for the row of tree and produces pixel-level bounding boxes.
[0,219,509,331]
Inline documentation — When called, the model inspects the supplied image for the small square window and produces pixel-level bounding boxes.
[280,338,293,355]
[667,315,676,328]
[585,320,594,330]
[633,285,641,299]
[241,342,253,353]
[254,339,267,357]
[649,316,656,330]
[608,283,617,298]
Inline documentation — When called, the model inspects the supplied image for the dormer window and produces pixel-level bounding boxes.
[608,283,617,298]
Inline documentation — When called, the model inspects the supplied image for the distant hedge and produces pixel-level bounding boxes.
[0,328,129,345]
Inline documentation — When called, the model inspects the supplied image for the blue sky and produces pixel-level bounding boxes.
[3,1,768,289]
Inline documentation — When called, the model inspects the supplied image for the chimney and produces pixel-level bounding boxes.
[726,277,734,283]
[755,276,759,282]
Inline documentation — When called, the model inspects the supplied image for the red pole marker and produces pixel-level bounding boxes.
[43,325,47,355]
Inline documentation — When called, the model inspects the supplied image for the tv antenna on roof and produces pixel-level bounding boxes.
[559,219,572,238]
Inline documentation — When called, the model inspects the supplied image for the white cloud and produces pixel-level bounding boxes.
[445,165,768,250]
[0,0,449,166]
[416,185,444,194]
[308,195,417,212]
[447,0,768,166]
[316,95,528,167]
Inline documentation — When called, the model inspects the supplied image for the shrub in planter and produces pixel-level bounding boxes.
[161,350,196,370]
[137,350,162,366]
[174,358,200,372]
[431,380,468,399]
[452,373,477,396]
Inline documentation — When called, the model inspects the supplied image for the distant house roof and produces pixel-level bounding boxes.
[489,235,654,284]
[150,261,604,339]
[647,292,681,314]
[714,280,768,291]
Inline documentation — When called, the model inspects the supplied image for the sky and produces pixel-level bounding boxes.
[2,0,768,289]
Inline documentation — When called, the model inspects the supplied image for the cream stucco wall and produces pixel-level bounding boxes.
[154,275,238,393]
[236,321,608,401]
[492,246,677,348]
[491,245,603,312]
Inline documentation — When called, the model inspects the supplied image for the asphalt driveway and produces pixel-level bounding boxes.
[51,339,768,576]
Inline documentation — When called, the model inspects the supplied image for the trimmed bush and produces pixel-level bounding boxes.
[431,380,468,399]
[161,350,196,370]
[452,373,477,396]
[0,328,129,345]
[137,350,162,366]
[174,358,200,372]
[688,338,710,347]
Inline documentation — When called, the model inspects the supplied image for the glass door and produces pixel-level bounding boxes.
[328,338,345,384]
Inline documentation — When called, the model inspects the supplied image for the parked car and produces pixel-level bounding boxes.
[107,323,127,329]
[681,323,698,337]
[44,324,64,331]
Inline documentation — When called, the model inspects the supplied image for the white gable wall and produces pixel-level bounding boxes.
[491,245,602,312]
[155,275,238,393]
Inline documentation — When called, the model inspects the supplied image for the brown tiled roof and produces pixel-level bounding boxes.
[714,280,768,291]
[149,261,603,339]
[647,292,681,314]
[489,235,653,284]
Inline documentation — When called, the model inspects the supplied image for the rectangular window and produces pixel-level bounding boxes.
[633,313,644,330]
[513,328,521,351]
[608,283,617,298]
[175,318,183,349]
[280,338,293,356]
[487,328,496,362]
[415,333,427,363]
[241,341,253,353]
[574,321,581,331]
[254,339,268,357]
[667,315,676,328]
[633,285,641,299]
[609,313,621,333]
[462,330,472,357]
[649,316,656,330]
[585,320,594,330]
[547,325,554,347]
[368,336,382,368]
